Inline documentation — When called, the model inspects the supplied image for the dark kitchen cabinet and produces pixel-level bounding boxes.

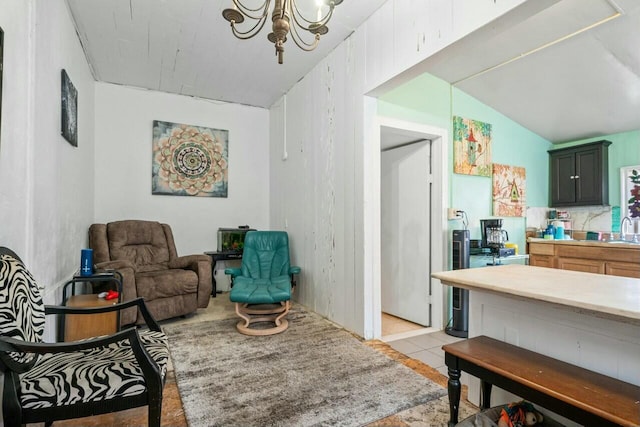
[548,140,611,207]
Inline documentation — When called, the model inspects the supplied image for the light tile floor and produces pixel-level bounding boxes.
[385,329,465,379]
[381,314,474,392]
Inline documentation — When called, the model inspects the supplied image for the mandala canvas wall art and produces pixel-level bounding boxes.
[492,163,526,217]
[453,116,492,176]
[152,120,228,197]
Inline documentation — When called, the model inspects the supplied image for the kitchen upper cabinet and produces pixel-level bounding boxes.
[549,140,611,207]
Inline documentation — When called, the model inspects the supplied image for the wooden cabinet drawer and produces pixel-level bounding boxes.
[529,243,554,256]
[557,257,605,274]
[530,254,555,268]
[605,262,640,278]
[556,245,640,263]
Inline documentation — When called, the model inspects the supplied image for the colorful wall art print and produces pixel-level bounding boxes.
[453,116,492,177]
[152,120,228,197]
[621,165,640,218]
[492,163,526,217]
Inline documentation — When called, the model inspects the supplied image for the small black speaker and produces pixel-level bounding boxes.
[447,230,469,338]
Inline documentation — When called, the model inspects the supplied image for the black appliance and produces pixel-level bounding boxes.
[480,218,503,248]
[446,229,469,338]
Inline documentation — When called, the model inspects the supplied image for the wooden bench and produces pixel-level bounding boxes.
[442,336,640,427]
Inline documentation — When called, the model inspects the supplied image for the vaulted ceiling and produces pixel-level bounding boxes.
[67,0,640,143]
[66,0,386,108]
[418,0,640,143]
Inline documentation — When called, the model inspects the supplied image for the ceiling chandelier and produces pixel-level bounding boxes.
[222,0,343,64]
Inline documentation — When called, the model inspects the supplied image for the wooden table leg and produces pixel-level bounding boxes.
[447,364,461,427]
[480,379,493,409]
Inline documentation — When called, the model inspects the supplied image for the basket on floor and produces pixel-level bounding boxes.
[455,405,565,427]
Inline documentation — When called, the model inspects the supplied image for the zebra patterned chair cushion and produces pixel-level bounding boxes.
[0,254,45,365]
[19,329,169,409]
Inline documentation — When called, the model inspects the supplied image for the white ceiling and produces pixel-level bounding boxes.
[66,0,386,109]
[67,0,640,143]
[419,0,640,143]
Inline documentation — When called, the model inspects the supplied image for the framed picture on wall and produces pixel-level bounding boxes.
[151,120,229,197]
[61,69,78,147]
[453,116,493,177]
[620,165,640,219]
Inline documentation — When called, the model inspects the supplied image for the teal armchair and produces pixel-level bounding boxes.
[225,231,300,335]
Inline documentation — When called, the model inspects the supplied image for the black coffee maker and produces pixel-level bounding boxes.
[480,219,503,249]
[480,218,515,257]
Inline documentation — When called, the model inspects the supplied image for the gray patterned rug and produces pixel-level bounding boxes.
[163,308,447,427]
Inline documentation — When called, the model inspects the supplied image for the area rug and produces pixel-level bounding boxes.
[163,308,447,427]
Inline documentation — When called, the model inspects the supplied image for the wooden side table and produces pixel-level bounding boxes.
[60,271,123,342]
[64,294,118,341]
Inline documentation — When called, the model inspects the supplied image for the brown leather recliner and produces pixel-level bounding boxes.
[89,220,212,325]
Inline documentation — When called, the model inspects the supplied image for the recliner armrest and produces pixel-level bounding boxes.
[289,266,301,275]
[225,267,242,277]
[96,260,136,271]
[168,254,211,270]
[168,255,212,308]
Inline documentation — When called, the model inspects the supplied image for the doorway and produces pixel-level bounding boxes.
[380,137,432,329]
[369,117,448,340]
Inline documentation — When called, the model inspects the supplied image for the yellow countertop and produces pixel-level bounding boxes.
[432,264,640,325]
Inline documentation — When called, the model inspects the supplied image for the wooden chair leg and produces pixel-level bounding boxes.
[148,395,163,427]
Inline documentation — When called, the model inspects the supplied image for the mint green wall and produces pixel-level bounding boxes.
[378,73,552,255]
[377,73,639,326]
[378,74,451,130]
[552,130,640,206]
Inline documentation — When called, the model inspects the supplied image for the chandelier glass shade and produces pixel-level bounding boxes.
[222,0,342,64]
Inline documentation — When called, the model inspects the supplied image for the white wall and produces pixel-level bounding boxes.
[0,0,95,306]
[0,0,33,258]
[93,83,270,256]
[269,0,533,338]
[32,0,96,300]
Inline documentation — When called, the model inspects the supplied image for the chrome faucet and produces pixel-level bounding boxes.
[620,216,637,242]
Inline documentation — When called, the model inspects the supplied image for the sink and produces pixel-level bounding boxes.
[570,239,640,245]
[604,239,640,245]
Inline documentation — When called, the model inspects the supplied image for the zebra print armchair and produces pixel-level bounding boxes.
[0,247,169,427]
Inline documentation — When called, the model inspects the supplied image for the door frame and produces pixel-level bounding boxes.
[365,116,449,339]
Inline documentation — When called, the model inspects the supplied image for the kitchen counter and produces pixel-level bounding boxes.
[433,264,640,324]
[528,237,640,248]
[432,264,640,410]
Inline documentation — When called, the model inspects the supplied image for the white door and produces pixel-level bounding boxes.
[380,140,432,326]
